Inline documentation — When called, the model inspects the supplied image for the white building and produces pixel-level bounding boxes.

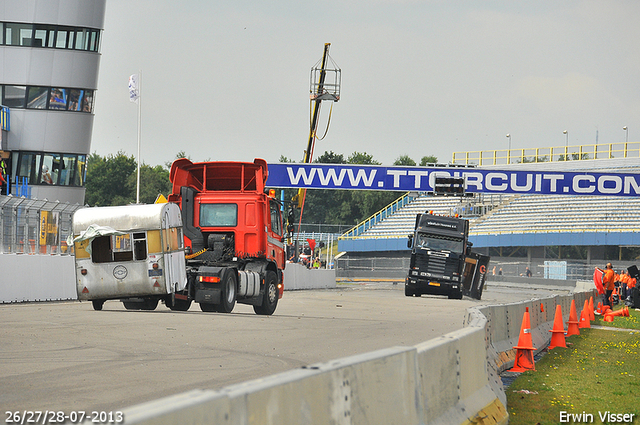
[0,0,106,205]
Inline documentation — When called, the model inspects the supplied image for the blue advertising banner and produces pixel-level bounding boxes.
[266,163,640,197]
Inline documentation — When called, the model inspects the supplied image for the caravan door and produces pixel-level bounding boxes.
[162,210,187,293]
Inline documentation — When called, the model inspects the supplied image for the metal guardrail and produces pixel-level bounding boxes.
[452,142,640,165]
[0,194,82,255]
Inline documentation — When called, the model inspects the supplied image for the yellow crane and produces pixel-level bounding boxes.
[294,43,341,210]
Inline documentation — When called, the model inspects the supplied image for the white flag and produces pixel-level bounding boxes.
[129,74,139,103]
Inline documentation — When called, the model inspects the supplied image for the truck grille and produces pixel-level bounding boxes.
[414,250,460,277]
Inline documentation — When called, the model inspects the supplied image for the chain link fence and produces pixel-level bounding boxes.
[0,195,83,255]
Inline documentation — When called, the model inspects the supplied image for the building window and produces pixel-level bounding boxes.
[40,153,61,185]
[17,152,42,184]
[34,24,56,48]
[68,89,85,112]
[55,27,70,49]
[27,86,49,109]
[0,85,95,113]
[49,88,68,110]
[74,28,87,50]
[2,22,101,52]
[15,151,87,187]
[81,90,94,113]
[3,85,26,108]
[5,23,33,46]
[89,29,100,52]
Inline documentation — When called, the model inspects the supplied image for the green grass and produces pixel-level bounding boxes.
[507,306,640,425]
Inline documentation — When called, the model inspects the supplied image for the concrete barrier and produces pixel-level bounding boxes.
[107,288,601,424]
[0,254,76,303]
[283,263,336,290]
[121,347,420,425]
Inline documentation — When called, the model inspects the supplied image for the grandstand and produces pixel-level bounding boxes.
[337,156,640,280]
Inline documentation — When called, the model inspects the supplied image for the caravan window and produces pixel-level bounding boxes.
[91,233,148,263]
[133,232,147,260]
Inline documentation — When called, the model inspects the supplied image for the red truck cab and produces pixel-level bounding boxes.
[168,158,285,314]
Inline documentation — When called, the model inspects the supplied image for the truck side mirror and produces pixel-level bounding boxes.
[407,234,413,249]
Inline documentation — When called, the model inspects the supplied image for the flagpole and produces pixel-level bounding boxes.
[136,70,141,204]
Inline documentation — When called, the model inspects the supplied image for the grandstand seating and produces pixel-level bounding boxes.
[471,194,640,235]
[344,193,640,239]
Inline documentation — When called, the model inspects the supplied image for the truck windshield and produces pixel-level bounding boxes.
[415,233,464,253]
[200,204,238,227]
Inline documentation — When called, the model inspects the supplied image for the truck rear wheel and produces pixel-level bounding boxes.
[216,269,237,313]
[199,303,216,312]
[254,271,278,315]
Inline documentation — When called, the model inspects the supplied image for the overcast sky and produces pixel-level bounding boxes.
[90,1,640,167]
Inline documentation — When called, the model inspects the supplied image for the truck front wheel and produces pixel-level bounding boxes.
[254,271,278,316]
[448,289,463,300]
[216,269,237,313]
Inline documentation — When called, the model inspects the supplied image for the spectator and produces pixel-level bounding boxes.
[41,165,53,184]
[626,272,636,304]
[603,263,615,309]
[525,267,532,277]
[620,271,630,300]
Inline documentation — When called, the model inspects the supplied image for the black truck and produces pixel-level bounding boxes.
[405,212,489,300]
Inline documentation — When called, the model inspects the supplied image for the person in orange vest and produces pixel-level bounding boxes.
[620,271,630,300]
[626,272,636,303]
[603,263,616,308]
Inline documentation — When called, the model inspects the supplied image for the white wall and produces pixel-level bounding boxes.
[0,255,76,303]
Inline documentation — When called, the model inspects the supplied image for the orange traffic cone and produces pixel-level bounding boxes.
[604,313,615,322]
[578,300,591,329]
[606,307,629,319]
[596,302,603,315]
[601,305,611,315]
[548,305,567,349]
[509,307,536,372]
[588,296,595,321]
[566,299,580,337]
[540,303,545,313]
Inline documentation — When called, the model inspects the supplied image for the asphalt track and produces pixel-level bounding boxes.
[0,281,569,414]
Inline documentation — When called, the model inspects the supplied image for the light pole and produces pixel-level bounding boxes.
[506,134,511,163]
[623,126,628,143]
[563,130,568,147]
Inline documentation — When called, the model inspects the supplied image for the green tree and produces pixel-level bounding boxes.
[348,151,379,165]
[85,151,172,206]
[298,151,348,225]
[127,164,172,204]
[420,155,438,166]
[394,155,416,166]
[85,151,137,206]
[314,151,345,164]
